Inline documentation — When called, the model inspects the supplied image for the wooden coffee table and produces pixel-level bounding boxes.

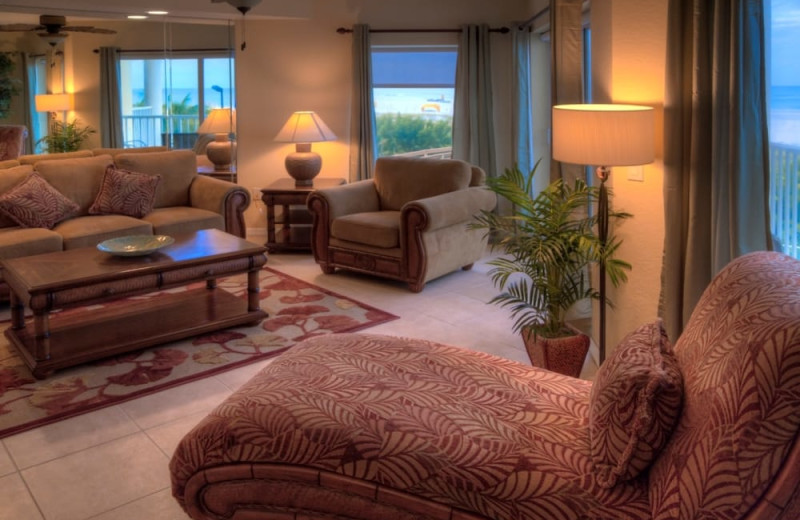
[2,229,267,379]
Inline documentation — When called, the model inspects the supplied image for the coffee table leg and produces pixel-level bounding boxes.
[247,269,260,312]
[33,310,51,360]
[9,291,24,330]
[207,279,217,290]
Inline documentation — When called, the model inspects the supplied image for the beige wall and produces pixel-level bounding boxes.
[235,0,530,230]
[590,0,669,352]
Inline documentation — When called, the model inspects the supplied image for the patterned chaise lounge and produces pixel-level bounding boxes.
[170,251,800,520]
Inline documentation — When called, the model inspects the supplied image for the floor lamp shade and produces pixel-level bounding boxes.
[552,104,654,167]
[551,104,654,365]
[198,108,236,171]
[274,111,337,186]
[35,93,74,113]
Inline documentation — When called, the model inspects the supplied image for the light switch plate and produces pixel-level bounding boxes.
[627,166,644,182]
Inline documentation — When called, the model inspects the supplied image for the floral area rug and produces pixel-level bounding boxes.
[0,266,397,438]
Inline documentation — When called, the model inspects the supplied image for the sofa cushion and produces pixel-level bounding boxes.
[89,166,160,218]
[332,211,400,248]
[0,159,21,170]
[0,227,63,259]
[92,146,168,157]
[374,157,471,211]
[142,207,223,237]
[114,150,196,208]
[33,154,114,214]
[0,173,80,229]
[54,215,153,250]
[17,150,93,165]
[589,319,683,488]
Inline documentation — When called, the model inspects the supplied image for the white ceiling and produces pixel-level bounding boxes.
[0,0,313,24]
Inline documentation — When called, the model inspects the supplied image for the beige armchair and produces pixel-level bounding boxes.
[307,157,497,292]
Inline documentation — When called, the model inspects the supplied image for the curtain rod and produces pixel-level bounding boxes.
[92,48,232,54]
[336,26,510,35]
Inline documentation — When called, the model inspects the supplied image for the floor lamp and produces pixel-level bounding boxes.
[551,104,654,364]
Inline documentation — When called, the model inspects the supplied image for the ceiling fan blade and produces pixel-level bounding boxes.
[0,24,43,32]
[62,26,117,34]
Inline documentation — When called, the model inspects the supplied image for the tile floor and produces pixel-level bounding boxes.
[0,249,597,520]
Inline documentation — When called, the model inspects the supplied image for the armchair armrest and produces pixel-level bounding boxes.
[189,175,251,238]
[403,186,497,232]
[311,180,379,220]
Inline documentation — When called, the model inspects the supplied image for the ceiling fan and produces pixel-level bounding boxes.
[0,15,116,45]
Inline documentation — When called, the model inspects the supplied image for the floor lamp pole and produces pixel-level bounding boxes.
[596,166,610,365]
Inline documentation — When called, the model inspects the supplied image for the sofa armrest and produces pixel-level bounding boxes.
[189,175,251,238]
[311,180,379,220]
[403,186,497,232]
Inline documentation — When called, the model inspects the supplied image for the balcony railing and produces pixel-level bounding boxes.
[770,142,800,258]
[121,113,199,149]
[391,146,453,159]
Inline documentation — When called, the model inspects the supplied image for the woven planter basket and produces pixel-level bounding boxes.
[522,325,590,378]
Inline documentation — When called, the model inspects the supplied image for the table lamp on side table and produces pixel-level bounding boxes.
[198,108,236,171]
[552,103,655,364]
[274,111,337,187]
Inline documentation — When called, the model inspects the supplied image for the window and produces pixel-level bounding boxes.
[118,52,234,149]
[26,55,48,153]
[371,45,457,158]
[767,0,800,258]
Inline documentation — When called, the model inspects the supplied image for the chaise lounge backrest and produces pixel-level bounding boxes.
[648,251,800,519]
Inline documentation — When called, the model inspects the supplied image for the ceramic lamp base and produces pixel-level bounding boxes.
[206,136,233,171]
[285,143,321,187]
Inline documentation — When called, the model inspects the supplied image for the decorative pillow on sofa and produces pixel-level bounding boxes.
[0,172,80,229]
[589,319,683,488]
[89,166,161,218]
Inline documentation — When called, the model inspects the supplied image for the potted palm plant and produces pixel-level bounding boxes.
[38,119,95,153]
[472,161,631,377]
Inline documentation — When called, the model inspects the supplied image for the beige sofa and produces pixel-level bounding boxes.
[0,149,250,267]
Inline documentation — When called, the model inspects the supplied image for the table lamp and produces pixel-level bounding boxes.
[274,111,336,187]
[198,108,236,171]
[551,103,654,363]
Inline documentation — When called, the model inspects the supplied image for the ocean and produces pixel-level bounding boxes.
[770,85,800,147]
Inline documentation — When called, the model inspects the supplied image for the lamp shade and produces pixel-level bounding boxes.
[552,104,654,166]
[35,93,74,112]
[198,108,236,134]
[274,111,336,143]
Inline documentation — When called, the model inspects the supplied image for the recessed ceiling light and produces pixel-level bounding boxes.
[127,15,148,19]
[147,11,169,15]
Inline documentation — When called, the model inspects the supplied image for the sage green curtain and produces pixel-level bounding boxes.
[349,24,377,182]
[453,24,496,178]
[549,0,584,184]
[512,23,534,174]
[99,47,123,148]
[660,0,772,342]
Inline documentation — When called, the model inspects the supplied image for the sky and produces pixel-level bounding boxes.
[771,0,800,86]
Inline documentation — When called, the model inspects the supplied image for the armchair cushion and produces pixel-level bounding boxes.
[374,157,471,210]
[589,319,683,488]
[332,211,401,249]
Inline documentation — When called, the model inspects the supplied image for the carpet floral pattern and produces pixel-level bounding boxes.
[0,266,397,438]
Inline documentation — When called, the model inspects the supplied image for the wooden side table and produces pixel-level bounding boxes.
[198,164,237,183]
[261,177,345,253]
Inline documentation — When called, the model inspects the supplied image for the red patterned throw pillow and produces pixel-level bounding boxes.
[589,319,683,488]
[0,172,80,229]
[89,166,160,218]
